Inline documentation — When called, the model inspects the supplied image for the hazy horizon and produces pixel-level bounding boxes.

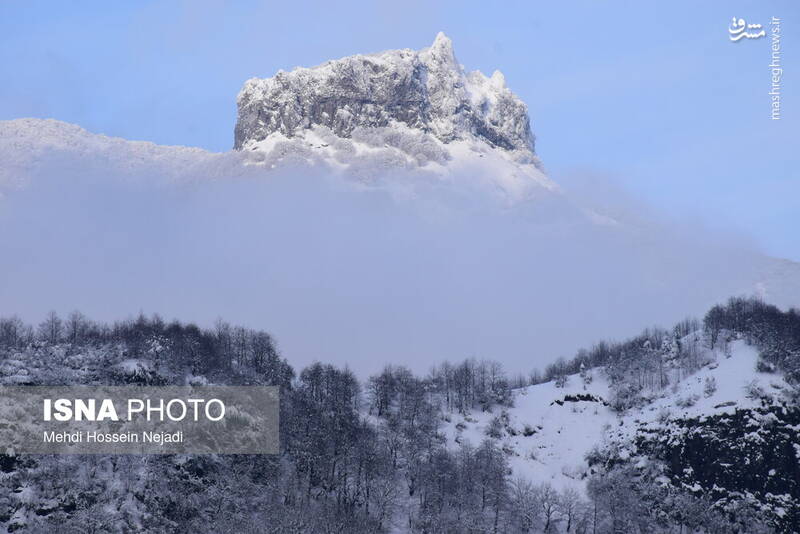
[1,120,794,377]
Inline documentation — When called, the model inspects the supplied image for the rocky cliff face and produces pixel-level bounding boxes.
[234,33,536,157]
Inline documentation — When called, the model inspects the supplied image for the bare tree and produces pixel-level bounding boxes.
[38,310,63,344]
[65,310,90,344]
[558,487,581,533]
[509,478,539,532]
[536,482,560,533]
[0,315,26,347]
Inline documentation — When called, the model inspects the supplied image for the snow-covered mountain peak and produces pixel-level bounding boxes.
[424,31,457,66]
[234,33,539,162]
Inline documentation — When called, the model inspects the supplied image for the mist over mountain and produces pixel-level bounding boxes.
[0,34,798,378]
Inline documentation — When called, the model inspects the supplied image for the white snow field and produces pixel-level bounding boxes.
[440,339,790,494]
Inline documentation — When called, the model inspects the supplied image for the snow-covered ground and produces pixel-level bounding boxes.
[625,340,787,425]
[441,339,789,495]
[440,368,614,493]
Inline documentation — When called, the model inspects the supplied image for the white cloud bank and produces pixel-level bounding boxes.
[1,118,797,376]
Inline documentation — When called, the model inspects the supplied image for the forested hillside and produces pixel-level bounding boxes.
[0,297,797,533]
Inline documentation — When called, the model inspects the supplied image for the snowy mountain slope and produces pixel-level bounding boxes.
[616,340,790,432]
[441,369,615,494]
[0,118,239,192]
[440,339,794,498]
[606,340,800,532]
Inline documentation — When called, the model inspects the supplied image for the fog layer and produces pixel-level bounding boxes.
[0,123,793,376]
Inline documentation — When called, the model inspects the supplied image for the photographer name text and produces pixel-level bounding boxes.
[43,430,183,445]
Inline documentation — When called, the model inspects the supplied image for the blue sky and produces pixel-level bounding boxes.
[1,0,798,260]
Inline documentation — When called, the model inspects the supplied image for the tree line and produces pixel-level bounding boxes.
[0,302,794,532]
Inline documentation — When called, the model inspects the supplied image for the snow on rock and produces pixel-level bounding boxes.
[234,33,555,200]
[235,33,538,156]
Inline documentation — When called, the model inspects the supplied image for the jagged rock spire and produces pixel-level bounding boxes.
[234,33,536,156]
